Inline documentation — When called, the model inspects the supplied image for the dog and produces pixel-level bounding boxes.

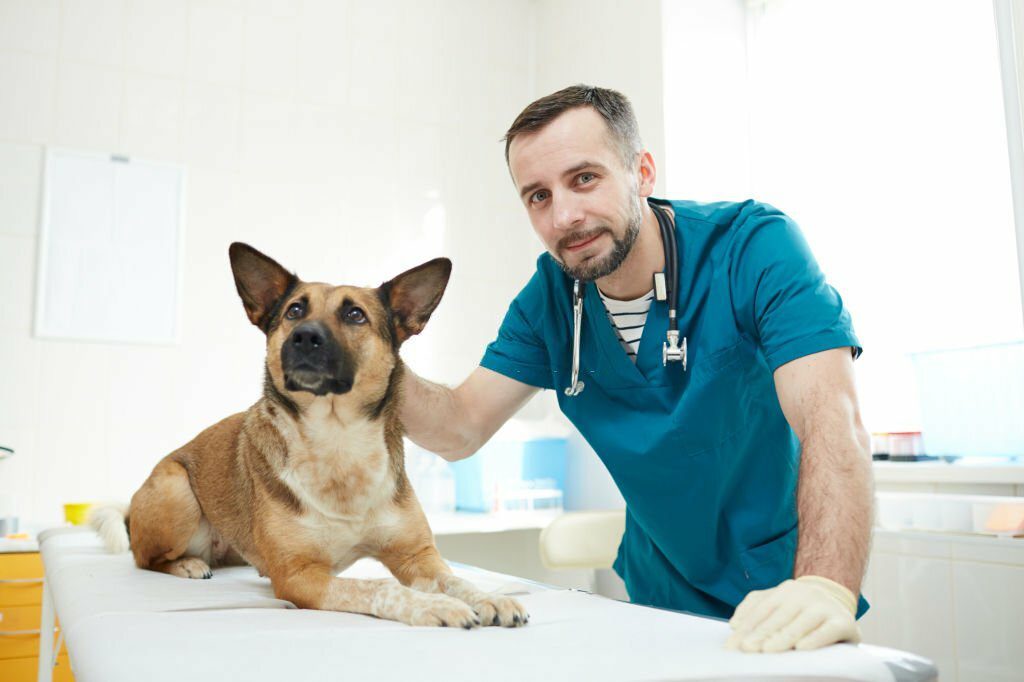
[90,243,528,629]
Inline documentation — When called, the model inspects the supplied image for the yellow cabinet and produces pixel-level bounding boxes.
[0,553,44,606]
[0,551,74,682]
[0,654,74,682]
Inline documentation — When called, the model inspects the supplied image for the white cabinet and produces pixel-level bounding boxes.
[860,530,1024,682]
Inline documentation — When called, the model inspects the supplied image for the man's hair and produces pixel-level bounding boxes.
[503,84,643,169]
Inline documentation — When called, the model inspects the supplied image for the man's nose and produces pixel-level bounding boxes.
[551,192,585,232]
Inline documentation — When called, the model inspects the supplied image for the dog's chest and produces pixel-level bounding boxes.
[297,502,402,572]
[280,417,395,523]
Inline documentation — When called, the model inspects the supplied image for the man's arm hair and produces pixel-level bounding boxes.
[773,347,874,595]
[400,365,540,461]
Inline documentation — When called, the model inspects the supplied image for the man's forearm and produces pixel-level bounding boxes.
[793,422,874,595]
[399,366,478,461]
[734,350,871,653]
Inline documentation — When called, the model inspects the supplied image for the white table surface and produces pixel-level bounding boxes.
[38,527,936,682]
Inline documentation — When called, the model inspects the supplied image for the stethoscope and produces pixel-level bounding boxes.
[565,199,687,397]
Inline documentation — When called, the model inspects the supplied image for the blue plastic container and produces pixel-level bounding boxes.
[452,437,567,513]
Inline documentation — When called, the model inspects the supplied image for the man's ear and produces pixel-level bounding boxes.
[637,150,657,198]
[228,242,298,331]
[380,258,452,345]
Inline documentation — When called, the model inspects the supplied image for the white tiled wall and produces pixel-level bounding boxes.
[0,0,666,525]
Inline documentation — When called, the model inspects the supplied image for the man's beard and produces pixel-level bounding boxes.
[555,193,643,281]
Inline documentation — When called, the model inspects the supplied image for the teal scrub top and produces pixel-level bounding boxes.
[480,199,868,619]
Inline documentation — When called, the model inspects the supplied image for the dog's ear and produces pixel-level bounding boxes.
[380,258,452,344]
[228,242,298,331]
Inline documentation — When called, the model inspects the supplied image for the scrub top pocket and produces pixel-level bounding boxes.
[738,524,799,591]
[668,339,760,458]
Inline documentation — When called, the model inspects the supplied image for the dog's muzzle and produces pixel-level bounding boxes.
[281,321,354,396]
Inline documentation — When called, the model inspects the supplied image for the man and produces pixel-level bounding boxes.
[399,85,873,653]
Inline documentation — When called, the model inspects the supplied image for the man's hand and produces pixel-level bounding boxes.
[725,576,860,653]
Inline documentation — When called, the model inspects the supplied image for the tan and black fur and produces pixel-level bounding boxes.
[92,243,527,629]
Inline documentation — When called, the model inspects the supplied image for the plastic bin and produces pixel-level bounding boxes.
[452,437,567,513]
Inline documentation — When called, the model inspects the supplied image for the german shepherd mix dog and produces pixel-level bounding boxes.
[91,243,528,629]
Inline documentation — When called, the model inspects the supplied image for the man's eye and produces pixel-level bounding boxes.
[285,302,305,320]
[345,307,367,324]
[530,190,549,204]
[578,172,595,184]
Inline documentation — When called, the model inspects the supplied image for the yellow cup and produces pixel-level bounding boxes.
[63,503,93,526]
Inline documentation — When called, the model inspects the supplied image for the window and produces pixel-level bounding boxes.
[664,0,1024,446]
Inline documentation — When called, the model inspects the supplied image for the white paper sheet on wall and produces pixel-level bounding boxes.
[35,149,184,344]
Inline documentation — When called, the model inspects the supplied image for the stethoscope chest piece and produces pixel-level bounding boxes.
[663,331,687,369]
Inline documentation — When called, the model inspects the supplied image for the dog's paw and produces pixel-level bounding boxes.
[470,594,529,627]
[405,593,481,629]
[167,557,213,579]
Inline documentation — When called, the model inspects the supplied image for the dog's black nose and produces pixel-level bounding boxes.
[281,320,352,396]
[290,323,326,352]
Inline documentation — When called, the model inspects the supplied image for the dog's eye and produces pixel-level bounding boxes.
[285,301,305,320]
[345,307,367,324]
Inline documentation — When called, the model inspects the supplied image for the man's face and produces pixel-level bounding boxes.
[508,107,644,281]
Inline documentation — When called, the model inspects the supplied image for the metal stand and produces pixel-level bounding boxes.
[37,579,55,682]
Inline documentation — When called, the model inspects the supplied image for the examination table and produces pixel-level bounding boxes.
[37,527,936,682]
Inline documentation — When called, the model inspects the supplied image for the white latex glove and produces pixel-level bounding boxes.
[725,575,860,653]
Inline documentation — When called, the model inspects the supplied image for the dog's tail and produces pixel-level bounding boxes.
[87,503,130,554]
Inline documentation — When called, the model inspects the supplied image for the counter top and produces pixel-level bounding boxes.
[427,509,561,535]
[0,535,39,553]
[873,460,1024,484]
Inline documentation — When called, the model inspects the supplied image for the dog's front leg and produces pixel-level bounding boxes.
[381,545,529,628]
[269,562,481,628]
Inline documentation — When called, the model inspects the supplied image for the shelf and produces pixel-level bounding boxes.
[873,461,1024,485]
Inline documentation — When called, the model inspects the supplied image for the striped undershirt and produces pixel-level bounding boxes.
[598,287,654,362]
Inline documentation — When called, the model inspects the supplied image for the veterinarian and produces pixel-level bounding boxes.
[399,85,873,653]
